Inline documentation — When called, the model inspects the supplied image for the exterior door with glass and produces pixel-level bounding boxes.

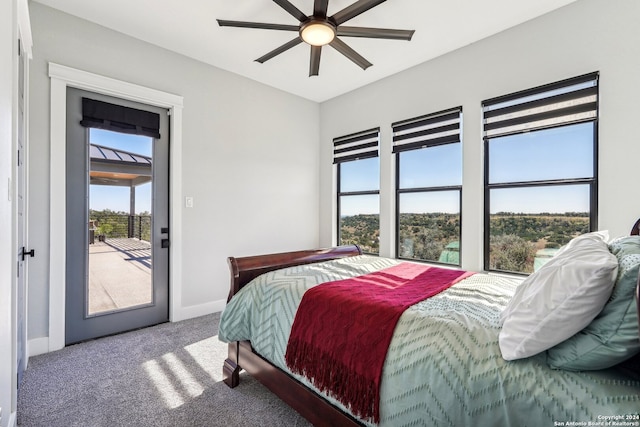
[65,88,169,344]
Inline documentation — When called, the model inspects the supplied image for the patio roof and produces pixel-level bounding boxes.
[90,143,152,187]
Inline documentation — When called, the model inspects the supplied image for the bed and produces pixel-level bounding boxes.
[218,233,640,426]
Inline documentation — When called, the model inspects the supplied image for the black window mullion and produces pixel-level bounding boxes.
[339,189,380,197]
[398,185,462,194]
[487,177,595,189]
[336,163,341,245]
[395,152,401,259]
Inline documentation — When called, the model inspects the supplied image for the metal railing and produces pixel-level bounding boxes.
[91,214,151,242]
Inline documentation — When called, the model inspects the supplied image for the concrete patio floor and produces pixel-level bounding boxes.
[88,238,152,315]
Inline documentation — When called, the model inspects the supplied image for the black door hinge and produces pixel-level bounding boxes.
[21,247,35,261]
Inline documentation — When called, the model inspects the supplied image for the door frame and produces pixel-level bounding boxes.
[48,63,184,352]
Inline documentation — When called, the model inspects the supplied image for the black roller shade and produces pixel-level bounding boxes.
[333,127,380,164]
[80,97,161,139]
[482,72,598,140]
[392,107,462,153]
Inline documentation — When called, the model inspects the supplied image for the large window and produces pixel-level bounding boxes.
[393,107,462,264]
[483,73,598,274]
[335,128,380,254]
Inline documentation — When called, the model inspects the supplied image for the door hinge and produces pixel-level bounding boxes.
[21,247,35,261]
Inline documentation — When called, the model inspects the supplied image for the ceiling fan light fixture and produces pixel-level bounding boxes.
[300,20,336,46]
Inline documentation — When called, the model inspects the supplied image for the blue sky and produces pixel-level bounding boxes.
[340,122,593,216]
[91,118,592,216]
[89,129,153,214]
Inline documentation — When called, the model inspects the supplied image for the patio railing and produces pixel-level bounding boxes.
[90,214,151,242]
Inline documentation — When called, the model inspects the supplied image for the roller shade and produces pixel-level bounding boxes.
[80,97,161,139]
[333,127,379,164]
[392,107,461,153]
[482,72,598,139]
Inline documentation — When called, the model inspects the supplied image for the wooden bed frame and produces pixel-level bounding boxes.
[222,241,640,427]
[222,245,364,426]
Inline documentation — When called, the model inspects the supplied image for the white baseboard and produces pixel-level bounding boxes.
[171,299,226,322]
[27,300,225,358]
[28,337,50,358]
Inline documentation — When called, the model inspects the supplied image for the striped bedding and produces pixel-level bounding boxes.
[218,255,640,426]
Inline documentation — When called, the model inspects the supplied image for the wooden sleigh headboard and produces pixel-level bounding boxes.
[226,245,362,302]
[631,218,640,236]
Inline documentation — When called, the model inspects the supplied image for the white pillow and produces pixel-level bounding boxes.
[498,231,618,361]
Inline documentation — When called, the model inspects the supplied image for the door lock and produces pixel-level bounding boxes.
[21,247,35,261]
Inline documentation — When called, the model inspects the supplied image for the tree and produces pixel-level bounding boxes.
[490,234,536,273]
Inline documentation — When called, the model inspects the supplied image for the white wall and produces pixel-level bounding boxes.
[319,0,640,271]
[27,3,320,345]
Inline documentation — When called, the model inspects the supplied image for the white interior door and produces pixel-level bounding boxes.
[16,37,30,388]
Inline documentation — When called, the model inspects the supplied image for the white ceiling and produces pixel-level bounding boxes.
[33,0,577,102]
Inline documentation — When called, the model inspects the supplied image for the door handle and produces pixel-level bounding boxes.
[21,247,35,261]
[161,239,170,248]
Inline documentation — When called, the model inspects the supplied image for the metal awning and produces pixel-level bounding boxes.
[89,143,152,187]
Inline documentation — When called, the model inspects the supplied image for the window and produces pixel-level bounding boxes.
[483,73,598,274]
[393,107,462,264]
[335,128,380,254]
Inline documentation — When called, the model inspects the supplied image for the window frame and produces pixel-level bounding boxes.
[334,128,380,254]
[393,107,463,265]
[482,72,599,274]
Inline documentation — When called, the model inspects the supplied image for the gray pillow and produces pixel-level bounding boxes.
[546,236,640,371]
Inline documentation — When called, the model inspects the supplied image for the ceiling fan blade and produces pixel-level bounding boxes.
[217,20,299,32]
[309,45,322,76]
[273,0,308,22]
[331,0,387,25]
[329,37,372,70]
[313,0,329,18]
[337,26,414,40]
[255,37,303,63]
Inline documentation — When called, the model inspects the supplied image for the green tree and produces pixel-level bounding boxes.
[490,234,537,273]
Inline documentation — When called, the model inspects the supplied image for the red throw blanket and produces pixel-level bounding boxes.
[285,263,473,423]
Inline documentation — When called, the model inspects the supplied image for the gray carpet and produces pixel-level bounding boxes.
[17,313,311,427]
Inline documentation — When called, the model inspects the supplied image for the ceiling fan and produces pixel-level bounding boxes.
[217,0,415,76]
